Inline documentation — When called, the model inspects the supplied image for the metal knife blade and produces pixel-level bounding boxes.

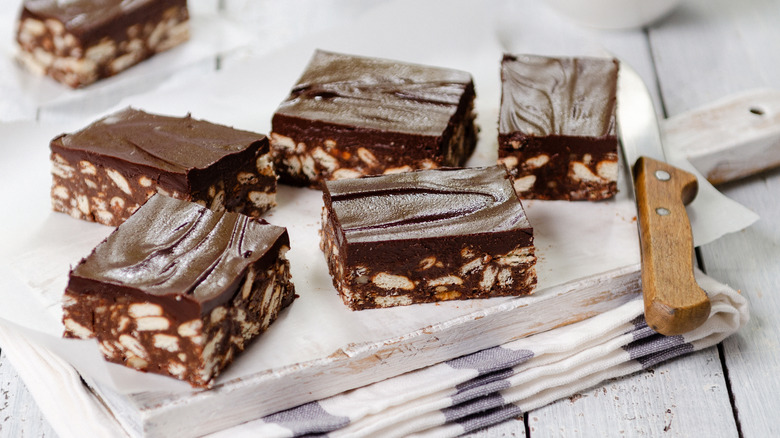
[617,62,711,336]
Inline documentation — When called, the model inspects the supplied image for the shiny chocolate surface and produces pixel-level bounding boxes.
[323,166,532,243]
[52,107,265,174]
[22,0,186,42]
[274,50,473,136]
[499,54,618,137]
[68,195,288,317]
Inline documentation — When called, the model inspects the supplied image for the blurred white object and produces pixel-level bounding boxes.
[544,0,682,30]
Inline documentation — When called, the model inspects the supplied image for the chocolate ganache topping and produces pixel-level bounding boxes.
[22,0,186,45]
[323,166,532,243]
[275,50,474,137]
[67,195,288,318]
[499,54,618,138]
[52,107,266,175]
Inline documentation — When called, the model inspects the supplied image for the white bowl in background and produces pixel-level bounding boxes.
[544,0,683,30]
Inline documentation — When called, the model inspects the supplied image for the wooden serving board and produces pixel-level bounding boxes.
[0,113,642,438]
[89,267,642,437]
[79,180,642,437]
[2,19,649,434]
[72,88,776,437]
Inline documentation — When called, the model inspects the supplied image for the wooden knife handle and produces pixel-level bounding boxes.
[634,156,711,336]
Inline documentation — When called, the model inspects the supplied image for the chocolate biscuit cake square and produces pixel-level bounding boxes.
[270,50,478,188]
[62,194,296,388]
[498,54,619,200]
[16,0,189,88]
[50,107,276,226]
[320,166,536,310]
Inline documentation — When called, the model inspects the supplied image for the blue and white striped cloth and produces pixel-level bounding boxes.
[0,269,747,437]
[213,269,747,437]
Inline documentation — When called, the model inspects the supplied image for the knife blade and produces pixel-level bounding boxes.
[617,61,711,336]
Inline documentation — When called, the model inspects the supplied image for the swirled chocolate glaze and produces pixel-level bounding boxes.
[323,166,532,245]
[51,107,267,193]
[274,50,474,137]
[53,107,265,173]
[499,54,618,137]
[21,0,187,45]
[67,195,288,319]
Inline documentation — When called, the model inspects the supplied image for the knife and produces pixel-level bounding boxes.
[617,62,711,336]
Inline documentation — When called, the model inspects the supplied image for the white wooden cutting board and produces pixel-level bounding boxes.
[89,268,643,438]
[65,86,778,437]
[0,113,642,438]
[662,89,780,184]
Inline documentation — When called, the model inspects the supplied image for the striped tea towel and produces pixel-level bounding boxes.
[212,269,747,438]
[0,269,747,438]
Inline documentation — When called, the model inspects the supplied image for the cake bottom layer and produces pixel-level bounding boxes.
[320,208,537,311]
[50,151,277,226]
[63,251,295,388]
[270,104,477,188]
[16,5,189,88]
[498,136,619,201]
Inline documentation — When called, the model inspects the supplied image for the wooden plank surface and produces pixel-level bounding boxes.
[0,352,56,437]
[497,0,779,435]
[709,170,780,437]
[2,0,779,437]
[493,0,738,436]
[526,346,737,437]
[649,0,780,437]
[649,0,780,114]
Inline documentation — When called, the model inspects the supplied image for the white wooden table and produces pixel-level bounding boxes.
[2,0,779,436]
